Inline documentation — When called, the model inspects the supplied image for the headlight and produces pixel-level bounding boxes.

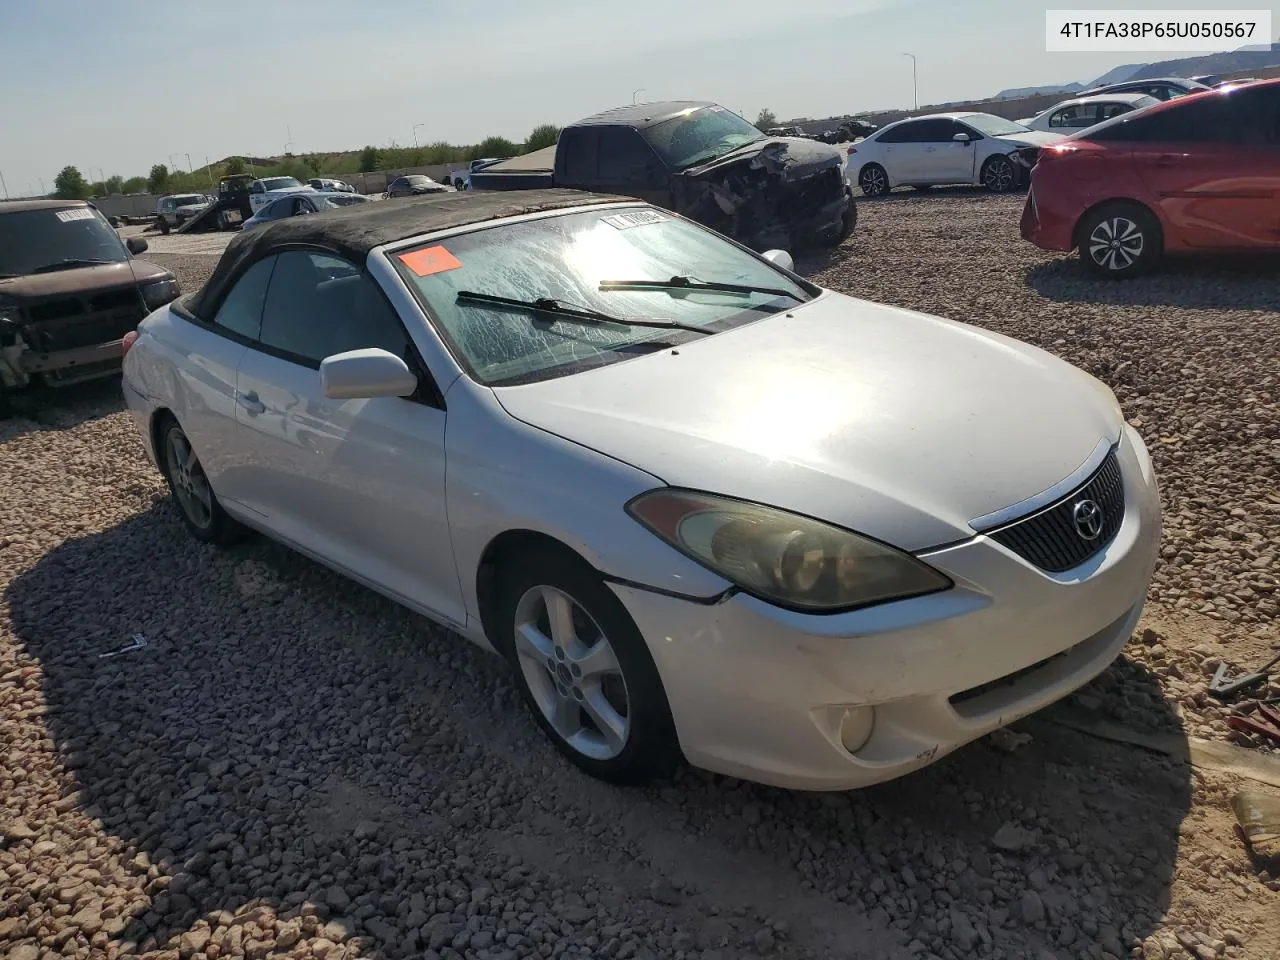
[141,279,180,309]
[626,489,952,612]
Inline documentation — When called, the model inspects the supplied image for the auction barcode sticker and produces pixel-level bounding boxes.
[1046,10,1271,52]
[55,208,96,223]
[603,210,667,230]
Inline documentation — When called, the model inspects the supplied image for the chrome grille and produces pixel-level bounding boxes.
[988,449,1124,573]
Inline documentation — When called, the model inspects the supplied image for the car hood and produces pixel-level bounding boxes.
[994,130,1067,148]
[685,136,844,180]
[0,259,170,299]
[493,292,1121,552]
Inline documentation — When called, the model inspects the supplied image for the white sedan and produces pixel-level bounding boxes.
[847,112,1066,196]
[248,176,312,213]
[121,191,1161,790]
[1016,93,1159,132]
[241,190,371,231]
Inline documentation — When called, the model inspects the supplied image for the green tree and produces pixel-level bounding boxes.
[122,176,147,194]
[470,136,519,161]
[305,155,322,174]
[104,175,125,195]
[225,156,246,176]
[755,108,778,132]
[358,145,381,173]
[526,124,561,151]
[54,165,90,200]
[148,163,170,193]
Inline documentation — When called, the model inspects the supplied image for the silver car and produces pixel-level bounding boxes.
[121,191,1161,790]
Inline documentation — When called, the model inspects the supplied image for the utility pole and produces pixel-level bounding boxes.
[413,123,427,148]
[0,169,7,199]
[902,53,918,111]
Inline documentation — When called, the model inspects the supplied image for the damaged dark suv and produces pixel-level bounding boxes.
[1,200,180,397]
[470,101,856,252]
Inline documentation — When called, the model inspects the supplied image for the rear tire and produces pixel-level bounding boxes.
[157,414,245,545]
[496,547,680,785]
[158,217,171,235]
[1077,202,1162,279]
[857,163,889,197]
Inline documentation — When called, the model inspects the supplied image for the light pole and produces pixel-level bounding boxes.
[413,123,427,148]
[902,53,918,111]
[632,88,646,104]
[0,169,7,199]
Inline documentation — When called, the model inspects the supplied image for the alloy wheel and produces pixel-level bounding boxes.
[166,429,213,529]
[512,585,631,760]
[860,167,887,197]
[983,158,1015,192]
[1088,216,1145,272]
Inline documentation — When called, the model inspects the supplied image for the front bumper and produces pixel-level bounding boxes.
[610,425,1161,790]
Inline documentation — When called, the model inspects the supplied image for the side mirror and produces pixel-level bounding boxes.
[320,348,418,400]
[126,237,148,254]
[762,249,795,272]
[953,132,971,143]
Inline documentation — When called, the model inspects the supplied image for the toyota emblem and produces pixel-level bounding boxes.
[1072,499,1104,541]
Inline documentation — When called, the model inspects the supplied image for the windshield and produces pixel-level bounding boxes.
[962,114,1034,137]
[261,177,301,191]
[0,208,128,276]
[173,195,207,206]
[407,176,432,185]
[392,207,809,386]
[642,105,766,170]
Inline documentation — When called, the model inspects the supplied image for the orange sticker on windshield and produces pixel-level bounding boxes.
[399,245,462,277]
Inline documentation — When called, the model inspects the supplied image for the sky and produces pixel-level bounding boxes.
[2,0,1277,196]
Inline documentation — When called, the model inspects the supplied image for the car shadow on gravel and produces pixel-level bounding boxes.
[1026,256,1280,309]
[6,500,1191,960]
[0,377,125,438]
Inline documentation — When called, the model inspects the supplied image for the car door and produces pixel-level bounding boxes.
[231,249,465,624]
[170,255,276,503]
[1130,87,1280,249]
[874,120,925,181]
[595,126,673,208]
[927,119,980,182]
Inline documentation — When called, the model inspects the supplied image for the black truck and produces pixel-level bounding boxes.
[470,101,855,252]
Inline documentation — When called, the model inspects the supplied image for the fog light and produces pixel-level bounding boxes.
[839,706,875,754]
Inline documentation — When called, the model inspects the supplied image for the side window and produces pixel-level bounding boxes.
[877,122,916,143]
[1087,98,1228,142]
[258,252,409,366]
[559,128,598,180]
[211,256,275,340]
[251,182,264,194]
[1050,105,1098,128]
[1229,86,1280,144]
[597,128,655,182]
[912,118,958,142]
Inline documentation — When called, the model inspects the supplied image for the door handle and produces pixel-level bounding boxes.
[238,391,265,416]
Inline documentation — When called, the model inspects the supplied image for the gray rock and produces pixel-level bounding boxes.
[1019,891,1045,924]
[325,885,352,912]
[992,823,1032,852]
[648,879,682,906]
[753,929,776,953]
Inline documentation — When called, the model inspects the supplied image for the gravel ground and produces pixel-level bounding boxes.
[2,194,1277,960]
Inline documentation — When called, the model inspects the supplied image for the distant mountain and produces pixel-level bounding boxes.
[1124,43,1279,82]
[993,82,1083,100]
[1087,63,1143,87]
[994,40,1280,101]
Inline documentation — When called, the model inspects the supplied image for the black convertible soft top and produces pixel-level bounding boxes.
[188,188,632,317]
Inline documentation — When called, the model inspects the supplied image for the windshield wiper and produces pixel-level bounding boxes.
[30,258,113,274]
[454,290,714,337]
[598,275,803,302]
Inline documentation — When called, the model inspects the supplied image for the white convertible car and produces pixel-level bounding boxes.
[121,190,1161,790]
[846,112,1066,196]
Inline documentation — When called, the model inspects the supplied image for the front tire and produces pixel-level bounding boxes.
[857,163,889,198]
[981,155,1017,193]
[1077,202,1162,279]
[158,415,244,545]
[157,216,171,235]
[497,548,680,784]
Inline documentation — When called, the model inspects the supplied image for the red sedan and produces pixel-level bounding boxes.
[1021,79,1280,278]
